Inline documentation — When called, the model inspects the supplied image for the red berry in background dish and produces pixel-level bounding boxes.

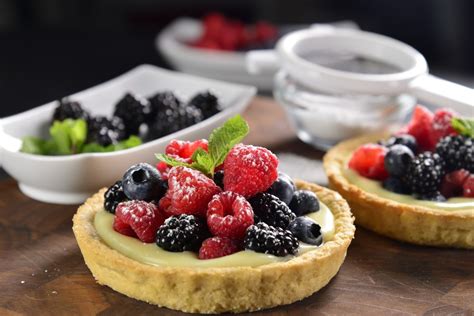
[198,236,241,260]
[348,144,389,180]
[191,37,222,50]
[218,21,244,51]
[207,191,254,239]
[255,21,278,42]
[158,139,209,179]
[398,105,435,151]
[202,12,226,39]
[429,108,459,148]
[223,144,279,198]
[463,175,474,198]
[160,166,221,216]
[440,169,470,198]
[113,200,165,243]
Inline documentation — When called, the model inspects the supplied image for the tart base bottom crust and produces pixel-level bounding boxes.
[324,133,474,249]
[72,181,355,314]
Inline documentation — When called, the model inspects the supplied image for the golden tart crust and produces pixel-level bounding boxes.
[72,181,354,314]
[324,133,474,249]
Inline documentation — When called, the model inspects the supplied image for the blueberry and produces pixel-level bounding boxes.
[213,170,224,190]
[288,217,322,246]
[382,177,411,194]
[384,144,414,177]
[122,163,167,201]
[289,190,320,216]
[383,134,418,153]
[265,172,295,205]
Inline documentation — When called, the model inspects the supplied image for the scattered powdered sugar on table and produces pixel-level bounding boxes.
[276,153,327,186]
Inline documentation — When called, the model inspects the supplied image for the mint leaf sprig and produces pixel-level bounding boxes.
[155,115,249,177]
[452,117,474,138]
[20,119,142,155]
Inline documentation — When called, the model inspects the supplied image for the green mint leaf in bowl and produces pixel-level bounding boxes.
[21,119,141,155]
[452,117,474,138]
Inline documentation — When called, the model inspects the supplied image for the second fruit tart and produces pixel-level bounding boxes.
[324,105,474,248]
[73,115,355,313]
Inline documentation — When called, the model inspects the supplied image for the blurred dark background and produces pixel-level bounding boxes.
[0,0,473,118]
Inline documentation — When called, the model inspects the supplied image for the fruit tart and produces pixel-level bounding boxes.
[73,116,355,313]
[324,105,474,248]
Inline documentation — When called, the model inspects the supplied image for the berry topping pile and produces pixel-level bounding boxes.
[104,116,324,259]
[349,105,474,201]
[190,12,278,51]
[21,90,221,156]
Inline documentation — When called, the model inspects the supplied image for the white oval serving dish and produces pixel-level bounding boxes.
[0,64,256,204]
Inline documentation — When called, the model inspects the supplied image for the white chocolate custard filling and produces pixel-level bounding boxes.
[343,167,474,211]
[94,203,335,268]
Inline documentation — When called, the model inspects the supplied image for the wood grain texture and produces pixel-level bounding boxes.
[1,97,473,315]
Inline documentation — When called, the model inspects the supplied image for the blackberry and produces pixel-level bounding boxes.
[87,116,126,146]
[244,222,299,257]
[147,91,182,122]
[145,104,203,141]
[404,152,445,195]
[156,214,209,252]
[249,193,296,229]
[104,180,127,214]
[417,191,446,202]
[52,98,89,122]
[381,134,418,153]
[436,135,474,172]
[188,91,220,119]
[113,92,150,136]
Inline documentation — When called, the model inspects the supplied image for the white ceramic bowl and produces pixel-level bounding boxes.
[0,65,256,204]
[156,18,358,90]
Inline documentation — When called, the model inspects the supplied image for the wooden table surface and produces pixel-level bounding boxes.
[1,97,473,316]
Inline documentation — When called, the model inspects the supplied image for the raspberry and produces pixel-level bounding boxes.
[198,237,241,259]
[440,169,470,198]
[114,200,165,243]
[160,166,221,216]
[348,144,389,180]
[223,144,279,198]
[112,216,136,238]
[166,139,208,158]
[207,192,254,239]
[157,139,209,179]
[463,175,474,198]
[156,214,209,252]
[429,108,458,148]
[398,105,435,151]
